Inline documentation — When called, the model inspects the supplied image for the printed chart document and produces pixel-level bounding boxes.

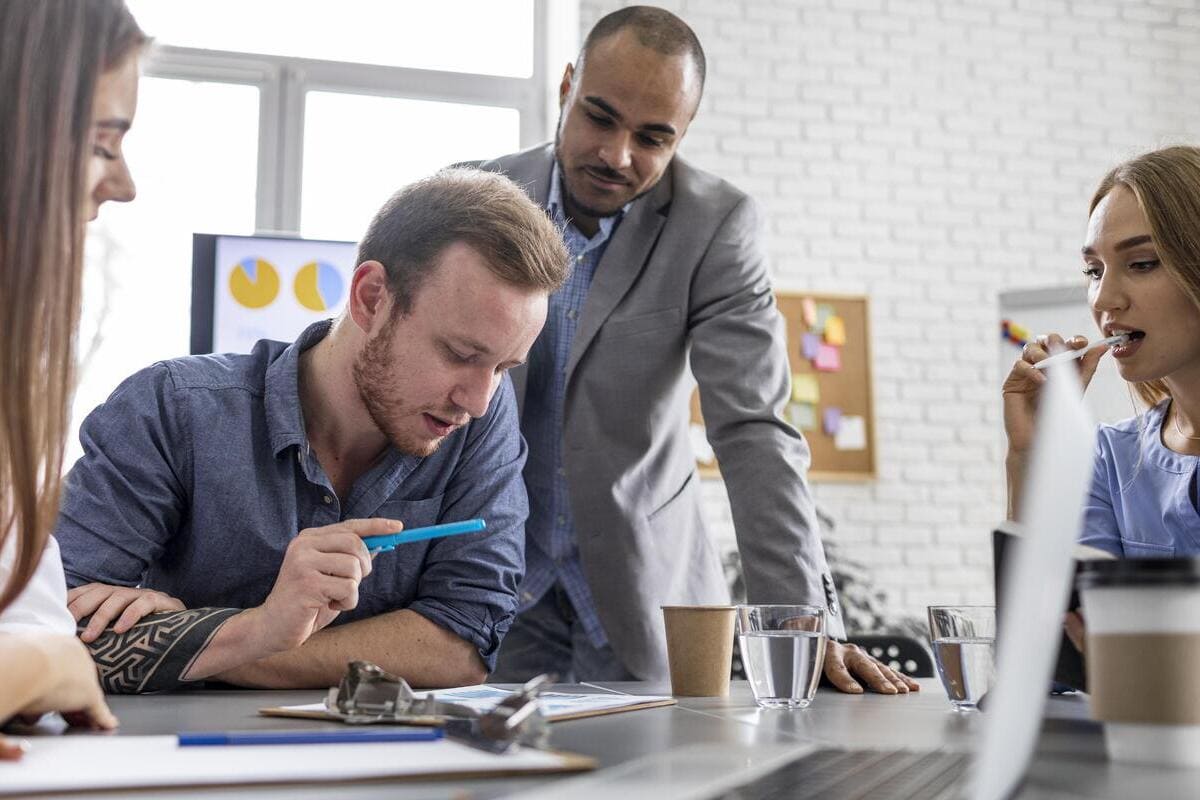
[0,734,593,796]
[262,684,676,724]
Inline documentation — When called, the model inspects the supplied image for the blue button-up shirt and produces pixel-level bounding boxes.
[1082,401,1200,558]
[56,321,527,669]
[519,165,628,648]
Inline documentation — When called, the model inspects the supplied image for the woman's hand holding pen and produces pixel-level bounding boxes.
[1002,333,1108,517]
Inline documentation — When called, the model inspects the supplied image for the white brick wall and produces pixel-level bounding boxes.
[579,0,1200,626]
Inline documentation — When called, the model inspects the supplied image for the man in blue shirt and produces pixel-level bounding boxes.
[55,169,569,692]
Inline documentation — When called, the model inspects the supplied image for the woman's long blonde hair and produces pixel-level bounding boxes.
[1090,146,1200,410]
[0,0,145,612]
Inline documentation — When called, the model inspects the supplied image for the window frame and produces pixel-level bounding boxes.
[141,0,578,235]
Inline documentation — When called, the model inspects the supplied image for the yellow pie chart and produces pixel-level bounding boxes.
[293,260,345,312]
[229,257,280,309]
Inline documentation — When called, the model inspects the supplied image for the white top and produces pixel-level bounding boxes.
[0,535,76,634]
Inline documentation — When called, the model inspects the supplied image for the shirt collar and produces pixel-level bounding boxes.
[264,319,333,457]
[548,161,630,243]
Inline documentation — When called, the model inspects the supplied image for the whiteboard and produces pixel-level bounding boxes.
[998,285,1138,426]
[192,233,358,354]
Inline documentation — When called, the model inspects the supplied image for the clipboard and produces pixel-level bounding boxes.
[260,685,676,725]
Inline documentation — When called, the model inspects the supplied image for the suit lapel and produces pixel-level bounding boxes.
[565,167,673,380]
[490,145,555,410]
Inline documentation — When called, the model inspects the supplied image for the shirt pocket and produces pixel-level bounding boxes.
[373,494,445,531]
[1119,538,1176,558]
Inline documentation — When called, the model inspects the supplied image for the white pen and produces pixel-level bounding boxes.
[1032,333,1134,370]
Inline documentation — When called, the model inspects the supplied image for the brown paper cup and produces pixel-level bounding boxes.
[1079,559,1200,768]
[662,605,736,697]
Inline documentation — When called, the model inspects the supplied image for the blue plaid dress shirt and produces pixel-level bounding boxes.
[518,164,628,648]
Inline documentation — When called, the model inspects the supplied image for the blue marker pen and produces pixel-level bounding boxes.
[363,518,487,553]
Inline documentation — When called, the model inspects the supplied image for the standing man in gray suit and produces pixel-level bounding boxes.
[482,6,916,694]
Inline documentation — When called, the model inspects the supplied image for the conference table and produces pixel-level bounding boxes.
[10,678,1198,798]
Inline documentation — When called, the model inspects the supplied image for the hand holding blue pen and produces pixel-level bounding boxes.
[363,518,487,553]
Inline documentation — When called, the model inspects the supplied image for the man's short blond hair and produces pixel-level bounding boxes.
[357,167,569,313]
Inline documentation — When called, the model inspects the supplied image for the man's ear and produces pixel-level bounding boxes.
[348,261,391,333]
[558,62,574,109]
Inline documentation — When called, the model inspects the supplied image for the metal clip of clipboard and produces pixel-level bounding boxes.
[324,660,552,753]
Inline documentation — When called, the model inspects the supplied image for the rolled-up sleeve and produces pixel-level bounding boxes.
[56,364,190,589]
[405,376,527,671]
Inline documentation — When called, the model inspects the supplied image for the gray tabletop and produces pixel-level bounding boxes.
[11,679,1199,798]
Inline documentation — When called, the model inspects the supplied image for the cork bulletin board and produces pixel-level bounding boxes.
[690,292,876,482]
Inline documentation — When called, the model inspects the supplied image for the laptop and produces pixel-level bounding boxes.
[511,364,1098,800]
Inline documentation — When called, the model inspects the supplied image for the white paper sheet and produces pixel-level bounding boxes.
[0,734,574,795]
[833,415,866,450]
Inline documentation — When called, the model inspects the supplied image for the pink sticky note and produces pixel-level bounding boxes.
[801,333,821,360]
[801,297,817,327]
[823,407,842,436]
[814,343,841,372]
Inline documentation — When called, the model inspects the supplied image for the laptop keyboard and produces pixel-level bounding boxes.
[714,747,971,800]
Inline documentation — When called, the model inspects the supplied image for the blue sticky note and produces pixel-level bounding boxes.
[801,333,821,360]
[823,407,842,436]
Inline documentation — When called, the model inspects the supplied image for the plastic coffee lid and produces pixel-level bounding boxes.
[1076,557,1200,589]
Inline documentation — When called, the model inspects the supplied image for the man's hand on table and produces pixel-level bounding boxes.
[823,640,920,694]
[68,583,186,642]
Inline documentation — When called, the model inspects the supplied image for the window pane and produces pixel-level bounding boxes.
[126,0,534,78]
[300,91,521,241]
[70,77,259,466]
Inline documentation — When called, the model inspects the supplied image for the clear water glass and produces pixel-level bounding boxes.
[927,605,996,711]
[736,604,827,709]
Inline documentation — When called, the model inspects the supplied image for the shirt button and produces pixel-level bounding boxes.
[323,495,333,504]
[521,592,534,601]
[566,309,577,320]
[557,467,566,477]
[575,254,584,262]
[556,515,566,526]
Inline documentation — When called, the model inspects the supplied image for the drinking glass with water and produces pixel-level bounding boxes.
[735,604,827,709]
[927,605,996,711]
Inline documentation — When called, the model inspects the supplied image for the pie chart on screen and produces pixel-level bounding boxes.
[293,260,345,312]
[229,257,280,309]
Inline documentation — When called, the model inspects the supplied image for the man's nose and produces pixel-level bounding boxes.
[597,130,633,172]
[452,370,498,420]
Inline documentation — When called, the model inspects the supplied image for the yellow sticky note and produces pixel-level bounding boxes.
[824,316,846,346]
[791,373,820,404]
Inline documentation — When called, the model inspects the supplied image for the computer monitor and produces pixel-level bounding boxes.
[190,233,358,355]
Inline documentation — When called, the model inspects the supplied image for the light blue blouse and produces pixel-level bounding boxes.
[1081,401,1200,557]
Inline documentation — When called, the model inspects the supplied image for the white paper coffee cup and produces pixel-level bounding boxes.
[1078,559,1200,768]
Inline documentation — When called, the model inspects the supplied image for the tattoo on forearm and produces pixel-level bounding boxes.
[81,608,240,694]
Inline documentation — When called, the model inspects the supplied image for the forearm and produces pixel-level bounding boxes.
[82,607,246,693]
[213,609,486,690]
[1005,451,1028,520]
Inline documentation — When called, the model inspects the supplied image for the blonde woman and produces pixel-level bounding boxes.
[1004,146,1200,560]
[0,0,145,757]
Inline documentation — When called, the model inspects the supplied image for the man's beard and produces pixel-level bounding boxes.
[352,321,440,458]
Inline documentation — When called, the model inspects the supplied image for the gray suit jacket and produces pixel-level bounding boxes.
[478,144,845,679]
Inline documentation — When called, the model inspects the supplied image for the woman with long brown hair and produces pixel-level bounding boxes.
[1004,146,1200,557]
[0,0,145,757]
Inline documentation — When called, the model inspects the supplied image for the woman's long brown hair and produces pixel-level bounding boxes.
[0,0,145,612]
[1089,146,1200,410]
